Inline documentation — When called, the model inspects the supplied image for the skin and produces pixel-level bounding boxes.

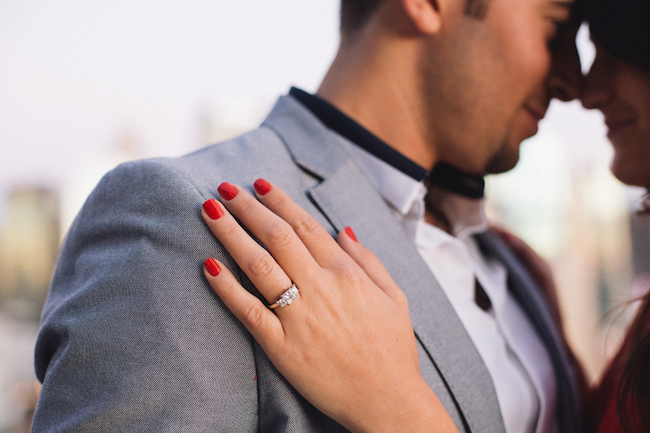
[202,185,459,433]
[318,0,576,175]
[497,43,650,425]
[199,0,586,430]
[582,43,650,187]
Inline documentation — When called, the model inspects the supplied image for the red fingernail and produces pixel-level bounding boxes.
[203,199,224,220]
[253,178,272,196]
[204,258,221,276]
[345,226,358,242]
[218,182,238,201]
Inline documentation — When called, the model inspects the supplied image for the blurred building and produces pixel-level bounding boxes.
[0,187,59,319]
[630,204,650,282]
[486,110,637,383]
[198,96,267,148]
[0,187,58,431]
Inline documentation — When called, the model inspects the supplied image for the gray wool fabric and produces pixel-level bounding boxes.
[33,94,578,432]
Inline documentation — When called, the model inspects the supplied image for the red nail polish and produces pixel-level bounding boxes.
[203,199,224,220]
[254,178,272,196]
[218,182,238,201]
[345,226,358,242]
[204,258,221,276]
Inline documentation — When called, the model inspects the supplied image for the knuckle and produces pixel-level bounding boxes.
[219,220,239,238]
[291,215,321,237]
[265,190,286,208]
[234,194,255,213]
[337,264,365,289]
[330,254,354,272]
[265,223,295,249]
[247,253,276,279]
[240,301,266,328]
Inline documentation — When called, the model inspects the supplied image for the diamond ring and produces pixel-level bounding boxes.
[269,284,299,309]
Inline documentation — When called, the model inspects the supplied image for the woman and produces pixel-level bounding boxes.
[199,0,650,430]
[578,0,650,431]
[494,1,650,430]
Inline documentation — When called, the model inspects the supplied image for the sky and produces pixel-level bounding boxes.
[0,0,620,226]
[0,1,640,409]
[0,0,339,193]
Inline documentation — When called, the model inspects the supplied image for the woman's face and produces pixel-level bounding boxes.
[582,43,650,187]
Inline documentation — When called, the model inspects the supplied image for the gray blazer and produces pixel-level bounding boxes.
[33,94,580,432]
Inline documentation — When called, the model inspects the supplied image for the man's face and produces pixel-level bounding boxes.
[419,0,575,175]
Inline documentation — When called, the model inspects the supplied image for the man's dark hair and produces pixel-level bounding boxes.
[340,0,490,36]
[340,0,383,35]
[464,0,490,19]
[588,0,650,72]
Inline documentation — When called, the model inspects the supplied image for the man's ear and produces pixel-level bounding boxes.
[401,0,443,34]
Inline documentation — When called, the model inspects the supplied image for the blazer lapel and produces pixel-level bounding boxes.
[474,231,582,433]
[263,95,505,432]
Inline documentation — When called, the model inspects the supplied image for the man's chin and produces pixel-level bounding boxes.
[483,146,521,175]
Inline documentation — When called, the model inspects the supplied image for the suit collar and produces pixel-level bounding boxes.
[288,87,428,181]
[262,94,350,180]
[475,231,582,433]
[262,94,505,432]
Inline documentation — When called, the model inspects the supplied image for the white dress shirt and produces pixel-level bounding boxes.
[339,138,558,433]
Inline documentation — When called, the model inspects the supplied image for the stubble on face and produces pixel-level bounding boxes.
[419,0,573,175]
[416,15,513,175]
[483,139,520,174]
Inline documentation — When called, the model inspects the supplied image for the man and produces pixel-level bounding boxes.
[33,0,582,431]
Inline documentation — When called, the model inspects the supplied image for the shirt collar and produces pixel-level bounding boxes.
[338,137,427,216]
[289,87,427,216]
[288,87,487,235]
[289,87,428,182]
[436,189,489,238]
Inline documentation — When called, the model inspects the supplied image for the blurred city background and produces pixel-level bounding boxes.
[1,1,649,431]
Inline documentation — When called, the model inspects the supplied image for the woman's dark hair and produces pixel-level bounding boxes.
[587,0,650,425]
[617,293,650,432]
[588,0,650,72]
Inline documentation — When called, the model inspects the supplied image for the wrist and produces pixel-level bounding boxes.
[345,378,459,433]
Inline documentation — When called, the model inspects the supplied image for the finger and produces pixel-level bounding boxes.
[216,182,326,283]
[202,197,293,305]
[336,226,407,305]
[252,179,348,269]
[203,257,285,350]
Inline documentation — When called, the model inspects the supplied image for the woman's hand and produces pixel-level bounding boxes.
[201,179,458,433]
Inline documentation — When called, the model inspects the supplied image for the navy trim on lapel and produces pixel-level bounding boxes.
[474,231,582,433]
[262,95,506,432]
[262,96,350,180]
